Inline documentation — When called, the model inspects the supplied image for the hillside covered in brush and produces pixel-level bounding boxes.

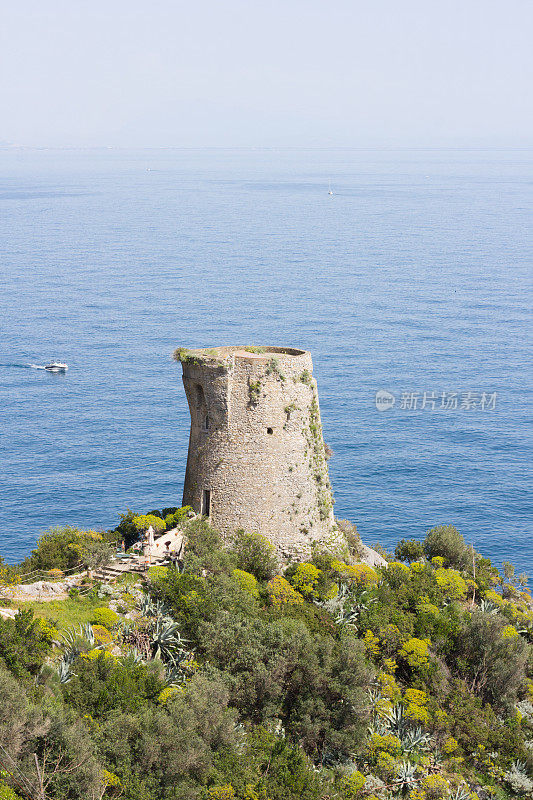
[0,516,532,800]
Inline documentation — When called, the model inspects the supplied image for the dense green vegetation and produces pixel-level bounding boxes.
[0,517,532,799]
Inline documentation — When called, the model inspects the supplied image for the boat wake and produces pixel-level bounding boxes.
[0,363,56,370]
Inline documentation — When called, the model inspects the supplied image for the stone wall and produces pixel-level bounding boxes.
[176,346,335,559]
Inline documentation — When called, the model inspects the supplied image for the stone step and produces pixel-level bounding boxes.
[92,558,167,583]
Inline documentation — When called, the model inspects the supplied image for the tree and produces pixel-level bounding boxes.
[453,611,528,707]
[423,525,469,569]
[394,539,424,563]
[18,527,87,573]
[95,671,239,799]
[79,539,113,572]
[132,516,165,536]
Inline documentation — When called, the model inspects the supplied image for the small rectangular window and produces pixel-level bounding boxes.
[202,489,211,517]
[202,414,210,431]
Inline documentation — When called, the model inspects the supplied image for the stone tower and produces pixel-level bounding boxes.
[175,346,334,558]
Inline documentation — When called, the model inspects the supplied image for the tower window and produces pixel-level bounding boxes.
[202,489,211,517]
[267,427,273,435]
[202,414,210,431]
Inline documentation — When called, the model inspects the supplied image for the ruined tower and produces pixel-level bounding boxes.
[175,346,334,558]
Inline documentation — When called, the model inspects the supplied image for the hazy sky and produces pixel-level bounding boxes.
[1,0,532,147]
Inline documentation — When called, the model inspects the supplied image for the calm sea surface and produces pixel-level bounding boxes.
[0,148,531,574]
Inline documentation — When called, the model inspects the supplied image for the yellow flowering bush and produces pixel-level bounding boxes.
[404,688,427,706]
[331,560,379,587]
[404,703,429,725]
[80,649,115,661]
[207,785,235,799]
[403,688,430,724]
[398,638,431,671]
[376,670,401,703]
[421,774,450,798]
[364,732,402,759]
[90,607,119,629]
[483,589,504,606]
[338,770,365,798]
[434,568,467,600]
[35,617,58,643]
[289,563,321,598]
[101,770,122,789]
[442,736,458,755]
[92,624,113,647]
[267,576,304,609]
[47,568,64,578]
[375,750,397,779]
[363,629,380,657]
[232,568,259,598]
[157,686,184,705]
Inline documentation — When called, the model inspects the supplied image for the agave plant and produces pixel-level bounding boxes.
[385,705,408,738]
[60,622,98,665]
[393,761,417,794]
[61,622,95,649]
[57,657,76,684]
[449,785,474,800]
[137,594,171,619]
[321,583,377,629]
[120,648,144,667]
[164,648,195,685]
[150,617,189,661]
[480,599,500,615]
[368,689,384,712]
[401,727,432,754]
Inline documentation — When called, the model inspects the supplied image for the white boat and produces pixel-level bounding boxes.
[328,180,333,196]
[45,362,68,372]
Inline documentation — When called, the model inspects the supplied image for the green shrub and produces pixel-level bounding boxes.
[0,781,23,800]
[164,506,193,530]
[147,565,167,586]
[17,526,102,573]
[453,611,528,707]
[230,530,278,581]
[62,651,164,717]
[90,607,119,628]
[0,610,51,678]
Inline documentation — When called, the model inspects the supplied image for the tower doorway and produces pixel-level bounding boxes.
[202,489,211,517]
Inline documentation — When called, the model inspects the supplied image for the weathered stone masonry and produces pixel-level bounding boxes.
[175,346,335,558]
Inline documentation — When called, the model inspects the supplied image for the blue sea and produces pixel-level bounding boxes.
[0,147,531,574]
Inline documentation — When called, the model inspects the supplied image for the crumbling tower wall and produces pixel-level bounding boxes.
[175,345,334,558]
